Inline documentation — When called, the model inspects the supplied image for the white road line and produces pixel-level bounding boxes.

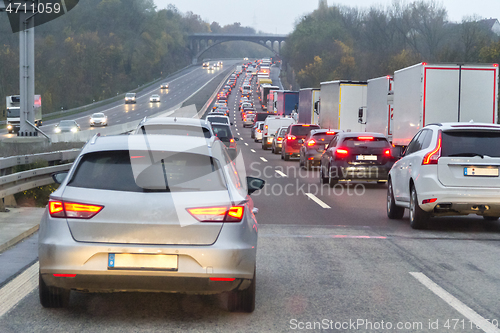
[250,149,256,153]
[0,261,38,317]
[410,272,500,333]
[260,157,268,162]
[244,143,248,146]
[237,133,240,136]
[305,193,331,209]
[275,170,288,178]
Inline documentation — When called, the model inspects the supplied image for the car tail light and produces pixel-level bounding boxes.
[422,130,442,165]
[384,149,391,157]
[422,198,437,204]
[335,148,349,158]
[307,139,316,147]
[302,124,310,127]
[257,129,261,133]
[210,277,236,282]
[187,206,245,222]
[326,131,336,134]
[277,137,283,142]
[53,274,77,278]
[265,125,268,129]
[287,135,296,140]
[49,200,104,219]
[358,136,374,140]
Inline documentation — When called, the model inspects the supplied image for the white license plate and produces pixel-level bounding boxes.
[356,155,377,161]
[108,253,178,271]
[464,167,499,177]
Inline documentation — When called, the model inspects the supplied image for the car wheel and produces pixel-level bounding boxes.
[299,156,305,169]
[328,167,338,188]
[262,143,267,150]
[387,179,405,219]
[271,146,275,154]
[39,272,70,308]
[280,149,284,159]
[227,269,256,313]
[483,216,500,221]
[284,152,290,161]
[319,165,328,184]
[409,185,429,229]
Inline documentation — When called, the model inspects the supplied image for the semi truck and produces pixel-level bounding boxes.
[392,62,499,147]
[260,84,280,111]
[362,76,394,139]
[267,90,278,113]
[318,81,367,132]
[275,90,299,117]
[6,95,42,134]
[297,88,320,125]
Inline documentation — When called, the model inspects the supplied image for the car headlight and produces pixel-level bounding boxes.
[71,127,78,133]
[54,128,61,133]
[7,124,12,129]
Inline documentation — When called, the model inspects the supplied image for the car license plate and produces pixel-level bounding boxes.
[464,167,499,177]
[108,253,178,271]
[356,155,377,161]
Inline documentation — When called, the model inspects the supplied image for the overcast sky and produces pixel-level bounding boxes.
[153,0,499,34]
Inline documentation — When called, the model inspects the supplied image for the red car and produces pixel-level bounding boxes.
[281,124,320,161]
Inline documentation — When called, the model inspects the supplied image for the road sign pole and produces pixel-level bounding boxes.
[19,10,36,137]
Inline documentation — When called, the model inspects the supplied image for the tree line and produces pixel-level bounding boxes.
[0,0,265,115]
[282,0,500,88]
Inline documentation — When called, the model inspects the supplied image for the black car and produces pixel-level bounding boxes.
[299,129,341,170]
[319,132,396,186]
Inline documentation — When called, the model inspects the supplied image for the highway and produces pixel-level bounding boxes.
[1,66,500,332]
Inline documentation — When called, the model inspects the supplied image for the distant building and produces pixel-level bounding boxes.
[480,18,500,36]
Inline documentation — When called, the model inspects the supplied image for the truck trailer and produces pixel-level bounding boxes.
[363,76,394,139]
[297,88,320,125]
[260,84,280,111]
[6,95,42,134]
[319,81,367,132]
[392,62,499,147]
[275,91,299,117]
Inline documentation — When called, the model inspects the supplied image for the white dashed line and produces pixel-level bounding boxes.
[275,170,288,178]
[251,149,256,153]
[410,272,500,333]
[244,143,248,146]
[260,157,268,162]
[305,193,331,209]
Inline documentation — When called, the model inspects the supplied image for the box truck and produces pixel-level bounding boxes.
[363,76,394,139]
[267,90,278,113]
[260,84,280,111]
[298,88,320,124]
[318,81,367,132]
[392,62,499,147]
[275,91,299,117]
[6,95,42,134]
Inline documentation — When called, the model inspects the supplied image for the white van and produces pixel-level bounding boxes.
[262,117,295,150]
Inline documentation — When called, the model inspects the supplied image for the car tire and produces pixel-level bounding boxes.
[328,167,338,188]
[387,179,405,219]
[299,156,305,169]
[306,161,312,171]
[262,143,267,150]
[39,272,70,308]
[483,216,500,221]
[227,269,256,313]
[284,152,290,161]
[409,185,430,229]
[319,166,328,184]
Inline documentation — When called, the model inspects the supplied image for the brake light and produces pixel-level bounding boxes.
[422,130,442,165]
[277,137,283,142]
[422,198,437,204]
[384,149,391,157]
[210,277,236,281]
[257,129,261,133]
[230,138,235,143]
[53,274,76,278]
[358,136,374,140]
[49,200,104,219]
[326,131,336,134]
[307,139,316,147]
[287,135,296,140]
[265,125,268,129]
[302,124,310,127]
[336,148,349,158]
[187,206,245,222]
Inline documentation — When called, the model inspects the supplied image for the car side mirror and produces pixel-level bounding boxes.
[247,176,265,195]
[52,172,68,184]
[231,122,234,125]
[235,137,240,141]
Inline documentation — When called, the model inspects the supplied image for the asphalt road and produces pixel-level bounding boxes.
[1,65,500,332]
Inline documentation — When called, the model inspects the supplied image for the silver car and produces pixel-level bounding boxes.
[134,117,214,138]
[89,112,108,127]
[39,134,264,312]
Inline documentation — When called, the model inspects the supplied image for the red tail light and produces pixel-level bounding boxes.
[187,206,245,222]
[422,130,442,165]
[302,124,310,127]
[209,277,236,282]
[335,148,349,158]
[358,136,374,140]
[49,200,104,219]
[53,274,76,278]
[277,137,283,142]
[307,139,316,147]
[422,198,437,204]
[257,129,261,133]
[287,135,296,140]
[384,149,391,157]
[326,131,336,134]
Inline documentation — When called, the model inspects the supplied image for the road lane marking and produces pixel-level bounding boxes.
[244,143,248,146]
[260,157,268,162]
[251,149,256,153]
[305,193,331,209]
[275,170,288,178]
[0,261,38,317]
[410,272,500,333]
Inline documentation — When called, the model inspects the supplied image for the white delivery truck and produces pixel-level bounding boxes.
[363,76,394,139]
[318,80,367,132]
[261,116,295,150]
[392,62,499,147]
[298,88,320,125]
[6,95,42,134]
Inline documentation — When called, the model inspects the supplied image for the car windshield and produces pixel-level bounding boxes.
[212,124,233,139]
[92,113,105,117]
[442,130,500,158]
[140,125,211,138]
[312,133,336,143]
[125,93,135,97]
[59,120,75,126]
[207,116,229,124]
[68,151,227,192]
[341,137,390,148]
[290,125,320,136]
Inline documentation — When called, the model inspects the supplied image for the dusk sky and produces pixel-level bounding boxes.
[153,0,499,34]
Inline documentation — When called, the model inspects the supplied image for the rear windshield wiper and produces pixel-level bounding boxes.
[448,153,484,158]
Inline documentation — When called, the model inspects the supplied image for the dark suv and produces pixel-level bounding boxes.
[319,132,396,186]
[281,124,320,161]
[299,129,341,170]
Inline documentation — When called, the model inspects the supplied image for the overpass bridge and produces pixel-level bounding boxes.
[187,33,288,64]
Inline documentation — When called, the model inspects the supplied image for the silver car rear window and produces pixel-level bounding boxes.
[68,151,227,192]
[140,125,211,138]
[442,131,500,158]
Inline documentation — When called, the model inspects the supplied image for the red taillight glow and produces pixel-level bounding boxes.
[358,136,374,140]
[422,130,442,165]
[422,198,437,204]
[326,131,336,134]
[230,138,235,143]
[287,135,296,140]
[493,64,498,67]
[257,129,261,133]
[336,148,349,158]
[277,137,283,142]
[265,125,268,129]
[187,206,245,222]
[307,139,316,147]
[302,124,310,127]
[422,62,428,66]
[384,149,391,157]
[49,200,103,219]
[210,277,236,281]
[53,274,76,278]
